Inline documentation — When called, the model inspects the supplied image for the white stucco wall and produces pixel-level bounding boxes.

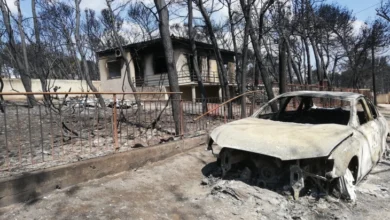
[99,51,136,93]
[1,78,101,100]
[175,48,191,84]
[208,59,219,83]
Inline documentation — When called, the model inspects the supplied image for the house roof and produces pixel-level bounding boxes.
[97,36,236,56]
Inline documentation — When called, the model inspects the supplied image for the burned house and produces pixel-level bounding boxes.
[97,36,237,101]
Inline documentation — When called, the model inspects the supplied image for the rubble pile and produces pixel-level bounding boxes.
[200,167,355,220]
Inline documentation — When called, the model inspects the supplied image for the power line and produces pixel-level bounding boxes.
[354,2,381,15]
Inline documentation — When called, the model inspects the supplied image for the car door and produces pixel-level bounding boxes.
[354,98,377,177]
[365,98,386,157]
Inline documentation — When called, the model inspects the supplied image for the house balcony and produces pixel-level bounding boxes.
[134,71,235,87]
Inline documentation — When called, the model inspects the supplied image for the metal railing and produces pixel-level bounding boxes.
[0,92,184,177]
[0,85,371,177]
[133,71,236,87]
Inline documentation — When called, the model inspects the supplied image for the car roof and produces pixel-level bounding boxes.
[277,91,363,101]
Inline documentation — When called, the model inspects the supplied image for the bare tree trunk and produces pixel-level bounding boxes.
[317,43,328,81]
[303,37,312,84]
[279,39,287,94]
[0,76,4,113]
[330,56,339,85]
[240,4,251,118]
[263,38,278,79]
[372,44,377,105]
[12,0,36,106]
[240,0,275,107]
[75,0,105,108]
[282,34,303,84]
[154,0,181,134]
[289,55,303,84]
[227,0,241,88]
[287,55,293,84]
[188,0,207,113]
[196,0,232,117]
[105,0,141,108]
[309,36,323,85]
[32,0,51,105]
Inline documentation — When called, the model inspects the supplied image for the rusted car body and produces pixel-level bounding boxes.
[207,91,389,200]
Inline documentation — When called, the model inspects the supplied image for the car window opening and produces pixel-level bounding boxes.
[257,96,351,125]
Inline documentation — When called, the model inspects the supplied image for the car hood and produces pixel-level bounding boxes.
[210,117,353,160]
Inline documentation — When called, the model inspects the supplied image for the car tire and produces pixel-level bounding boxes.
[338,168,357,202]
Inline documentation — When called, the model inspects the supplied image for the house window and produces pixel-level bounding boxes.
[107,60,122,79]
[153,56,168,74]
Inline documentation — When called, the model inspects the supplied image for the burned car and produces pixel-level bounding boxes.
[207,91,389,200]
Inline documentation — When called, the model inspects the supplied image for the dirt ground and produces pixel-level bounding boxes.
[1,105,390,220]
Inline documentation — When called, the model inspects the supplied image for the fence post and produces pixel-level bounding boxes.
[180,98,184,137]
[224,105,227,123]
[250,91,255,115]
[112,94,119,150]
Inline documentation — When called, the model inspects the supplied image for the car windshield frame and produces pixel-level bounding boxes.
[252,95,353,126]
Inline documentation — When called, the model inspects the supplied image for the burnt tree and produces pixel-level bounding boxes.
[154,0,181,134]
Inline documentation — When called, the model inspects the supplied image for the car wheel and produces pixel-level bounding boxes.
[338,168,356,202]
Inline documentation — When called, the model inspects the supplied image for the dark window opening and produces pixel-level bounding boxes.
[186,54,203,72]
[153,56,167,74]
[107,60,122,79]
[186,54,203,81]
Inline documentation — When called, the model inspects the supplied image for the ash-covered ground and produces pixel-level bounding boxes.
[0,105,389,220]
[1,145,390,220]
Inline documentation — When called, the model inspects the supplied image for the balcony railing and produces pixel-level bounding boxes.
[134,70,236,87]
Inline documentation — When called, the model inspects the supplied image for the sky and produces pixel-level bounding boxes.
[325,0,381,22]
[8,0,382,23]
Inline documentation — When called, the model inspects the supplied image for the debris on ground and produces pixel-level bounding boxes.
[1,147,390,219]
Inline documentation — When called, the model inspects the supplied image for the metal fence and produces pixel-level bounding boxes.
[0,91,264,177]
[0,86,372,177]
[0,92,179,177]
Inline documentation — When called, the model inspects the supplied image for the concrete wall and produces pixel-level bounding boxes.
[228,62,235,83]
[377,93,390,104]
[98,51,136,95]
[1,78,101,100]
[208,59,219,83]
[199,56,208,75]
[0,135,206,207]
[175,49,192,84]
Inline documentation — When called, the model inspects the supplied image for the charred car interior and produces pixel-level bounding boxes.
[207,91,389,201]
[258,96,351,125]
